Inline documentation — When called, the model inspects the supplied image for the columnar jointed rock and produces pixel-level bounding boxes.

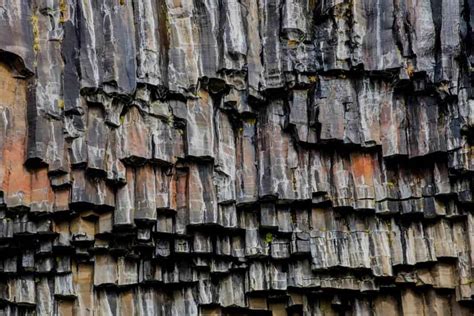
[0,0,473,315]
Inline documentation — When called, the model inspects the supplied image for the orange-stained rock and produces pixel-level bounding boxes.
[0,62,31,209]
[73,262,94,316]
[30,167,54,213]
[57,300,74,316]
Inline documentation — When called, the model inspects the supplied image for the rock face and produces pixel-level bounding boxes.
[0,0,473,315]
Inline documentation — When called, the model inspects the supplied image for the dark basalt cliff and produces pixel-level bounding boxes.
[0,0,473,315]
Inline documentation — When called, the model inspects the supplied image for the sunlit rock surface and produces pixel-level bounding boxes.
[0,0,473,315]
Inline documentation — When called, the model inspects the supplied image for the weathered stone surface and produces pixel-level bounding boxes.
[0,0,472,315]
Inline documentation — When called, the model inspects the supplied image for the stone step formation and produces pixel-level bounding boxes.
[0,0,473,315]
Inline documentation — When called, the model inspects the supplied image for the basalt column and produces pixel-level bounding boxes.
[0,0,473,315]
